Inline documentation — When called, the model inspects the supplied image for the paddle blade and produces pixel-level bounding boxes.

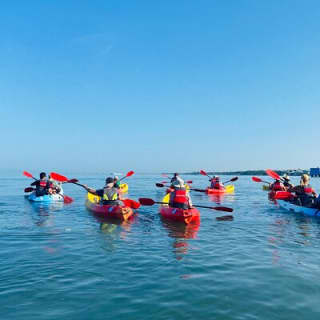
[212,206,233,212]
[126,171,134,177]
[273,191,293,200]
[67,179,79,183]
[63,195,73,204]
[156,183,165,188]
[200,170,208,176]
[122,199,140,209]
[161,173,169,178]
[216,215,234,221]
[24,187,34,192]
[186,180,193,184]
[252,176,262,183]
[139,198,155,206]
[23,171,34,178]
[266,169,281,180]
[230,177,238,182]
[50,172,68,182]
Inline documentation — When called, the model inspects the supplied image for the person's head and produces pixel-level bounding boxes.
[40,172,46,179]
[172,180,184,189]
[215,176,220,181]
[105,177,114,188]
[300,174,310,186]
[283,174,290,181]
[173,173,179,178]
[114,176,119,182]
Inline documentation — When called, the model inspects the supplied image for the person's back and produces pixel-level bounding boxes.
[31,172,50,197]
[169,180,191,209]
[211,177,224,190]
[290,174,317,207]
[95,177,120,205]
[271,180,285,192]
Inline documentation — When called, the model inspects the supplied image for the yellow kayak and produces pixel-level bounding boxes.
[119,183,128,193]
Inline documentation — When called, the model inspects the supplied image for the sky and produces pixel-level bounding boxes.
[1,0,320,174]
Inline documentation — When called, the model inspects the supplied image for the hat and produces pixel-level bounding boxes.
[105,177,114,187]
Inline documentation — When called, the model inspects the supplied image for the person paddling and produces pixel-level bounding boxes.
[48,175,62,194]
[289,174,317,206]
[169,180,193,209]
[30,172,51,196]
[210,176,224,190]
[82,177,122,205]
[270,179,286,192]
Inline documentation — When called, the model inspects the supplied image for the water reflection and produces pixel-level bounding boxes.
[161,218,200,260]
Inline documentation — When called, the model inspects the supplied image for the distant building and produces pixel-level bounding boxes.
[310,168,320,177]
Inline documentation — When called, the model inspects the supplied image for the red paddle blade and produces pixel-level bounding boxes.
[24,187,34,192]
[186,180,193,184]
[50,172,68,182]
[139,198,155,206]
[216,215,234,221]
[156,183,165,187]
[63,195,73,203]
[266,169,281,180]
[252,176,262,183]
[200,170,207,176]
[213,206,233,212]
[161,173,169,178]
[122,199,140,209]
[273,191,292,200]
[126,171,134,177]
[23,171,33,178]
[161,181,169,184]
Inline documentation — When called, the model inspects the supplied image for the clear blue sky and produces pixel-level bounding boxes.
[1,0,320,173]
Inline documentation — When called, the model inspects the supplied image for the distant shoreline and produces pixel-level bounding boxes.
[178,170,309,176]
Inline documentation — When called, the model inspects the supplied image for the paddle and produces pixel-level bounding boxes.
[51,172,139,209]
[24,187,35,192]
[138,198,233,212]
[222,177,238,184]
[252,176,271,185]
[119,170,134,181]
[200,169,213,179]
[23,171,36,180]
[266,169,283,181]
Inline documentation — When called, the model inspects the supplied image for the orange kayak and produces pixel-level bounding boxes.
[159,206,200,224]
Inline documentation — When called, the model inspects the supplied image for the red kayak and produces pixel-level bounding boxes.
[159,206,200,224]
[85,199,134,221]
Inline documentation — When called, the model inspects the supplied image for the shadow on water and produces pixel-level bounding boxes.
[161,218,200,260]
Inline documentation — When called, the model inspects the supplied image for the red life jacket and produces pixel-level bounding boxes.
[212,182,224,190]
[39,180,47,188]
[304,186,314,195]
[272,181,284,191]
[172,189,188,205]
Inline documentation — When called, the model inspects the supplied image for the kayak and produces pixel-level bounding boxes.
[119,183,128,193]
[277,200,320,217]
[159,194,200,224]
[85,193,134,221]
[268,190,292,201]
[27,192,64,202]
[206,185,234,194]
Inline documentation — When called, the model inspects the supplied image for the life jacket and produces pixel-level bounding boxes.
[102,187,118,204]
[172,189,188,204]
[304,185,315,195]
[39,180,47,188]
[272,181,285,191]
[36,179,49,196]
[212,182,224,190]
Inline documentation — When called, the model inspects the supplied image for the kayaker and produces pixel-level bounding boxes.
[270,179,285,191]
[210,176,224,190]
[289,174,317,206]
[30,172,51,196]
[83,177,122,205]
[170,173,184,186]
[169,180,193,209]
[282,174,293,189]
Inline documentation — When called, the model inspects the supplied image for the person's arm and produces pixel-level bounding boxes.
[30,181,37,186]
[82,185,99,195]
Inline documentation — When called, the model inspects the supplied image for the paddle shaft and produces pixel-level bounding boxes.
[153,201,232,211]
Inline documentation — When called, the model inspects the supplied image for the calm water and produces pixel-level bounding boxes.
[1,174,320,320]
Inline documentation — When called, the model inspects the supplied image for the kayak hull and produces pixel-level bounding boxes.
[159,206,200,224]
[85,200,134,221]
[27,192,64,203]
[206,185,234,194]
[277,200,320,217]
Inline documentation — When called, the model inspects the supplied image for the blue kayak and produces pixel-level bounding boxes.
[278,200,320,217]
[27,192,64,203]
